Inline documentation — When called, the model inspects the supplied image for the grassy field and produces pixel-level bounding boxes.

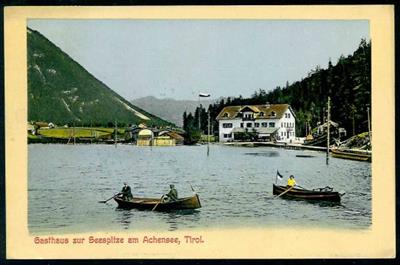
[200,135,217,142]
[37,127,124,139]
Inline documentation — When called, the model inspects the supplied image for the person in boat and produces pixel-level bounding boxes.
[287,175,296,188]
[162,184,178,202]
[120,182,133,201]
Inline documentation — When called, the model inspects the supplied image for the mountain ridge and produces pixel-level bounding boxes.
[28,27,173,127]
[131,96,214,127]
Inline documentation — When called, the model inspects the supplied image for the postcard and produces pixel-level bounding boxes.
[4,5,395,259]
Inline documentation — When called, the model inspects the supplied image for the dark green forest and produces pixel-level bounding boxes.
[183,39,371,140]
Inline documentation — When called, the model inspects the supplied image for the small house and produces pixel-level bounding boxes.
[153,135,176,146]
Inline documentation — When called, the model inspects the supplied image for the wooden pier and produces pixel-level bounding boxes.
[223,141,328,151]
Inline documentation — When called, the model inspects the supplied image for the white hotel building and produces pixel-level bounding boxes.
[216,104,296,143]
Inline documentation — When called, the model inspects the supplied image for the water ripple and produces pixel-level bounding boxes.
[28,144,371,233]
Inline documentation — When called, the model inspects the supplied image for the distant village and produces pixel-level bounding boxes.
[28,102,365,148]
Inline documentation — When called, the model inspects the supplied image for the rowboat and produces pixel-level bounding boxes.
[331,149,371,162]
[114,194,201,211]
[273,184,342,202]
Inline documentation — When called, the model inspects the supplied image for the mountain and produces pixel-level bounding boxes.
[27,27,172,127]
[131,96,213,127]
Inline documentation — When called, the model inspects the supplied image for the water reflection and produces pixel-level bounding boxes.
[244,151,279,157]
[113,208,201,231]
[115,208,134,230]
[161,210,201,231]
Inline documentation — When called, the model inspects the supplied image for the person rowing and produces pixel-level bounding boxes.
[120,182,133,201]
[161,184,178,203]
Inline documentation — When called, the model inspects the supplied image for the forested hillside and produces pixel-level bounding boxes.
[184,39,371,138]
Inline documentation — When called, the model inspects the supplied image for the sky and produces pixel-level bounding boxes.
[28,19,369,101]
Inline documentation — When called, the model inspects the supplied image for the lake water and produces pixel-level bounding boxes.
[28,144,371,234]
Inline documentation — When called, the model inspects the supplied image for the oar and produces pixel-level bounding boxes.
[295,185,307,190]
[98,193,119,203]
[152,195,164,211]
[274,186,293,199]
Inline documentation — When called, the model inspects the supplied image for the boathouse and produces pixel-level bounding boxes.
[137,129,154,146]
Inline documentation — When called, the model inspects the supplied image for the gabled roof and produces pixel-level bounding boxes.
[159,131,185,141]
[216,104,292,120]
[239,106,260,113]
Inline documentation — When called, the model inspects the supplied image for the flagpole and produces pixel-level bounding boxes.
[198,92,211,154]
[198,94,201,131]
[207,108,210,156]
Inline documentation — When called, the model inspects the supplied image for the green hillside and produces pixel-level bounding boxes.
[27,27,173,127]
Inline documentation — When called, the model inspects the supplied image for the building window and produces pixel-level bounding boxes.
[288,113,291,118]
[246,123,252,128]
[255,123,260,127]
[269,122,275,127]
[224,133,232,138]
[223,123,233,128]
[271,111,276,117]
[223,113,229,118]
[261,122,268,127]
[240,123,244,128]
[259,112,264,117]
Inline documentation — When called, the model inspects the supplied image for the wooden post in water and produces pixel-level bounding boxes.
[326,97,330,165]
[115,120,117,148]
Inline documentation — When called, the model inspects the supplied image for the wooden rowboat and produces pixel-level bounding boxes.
[114,194,201,211]
[273,184,342,202]
[331,149,371,162]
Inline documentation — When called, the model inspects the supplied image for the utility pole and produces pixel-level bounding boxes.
[90,121,93,144]
[305,121,308,137]
[73,121,76,145]
[367,106,371,148]
[326,97,330,165]
[351,105,356,136]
